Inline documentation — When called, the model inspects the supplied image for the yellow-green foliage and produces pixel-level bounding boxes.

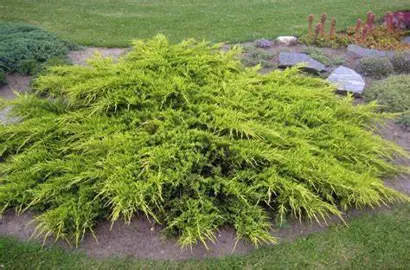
[0,35,407,247]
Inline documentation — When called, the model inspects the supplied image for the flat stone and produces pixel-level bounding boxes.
[276,36,298,46]
[278,52,325,72]
[402,36,410,44]
[347,44,395,59]
[327,66,365,94]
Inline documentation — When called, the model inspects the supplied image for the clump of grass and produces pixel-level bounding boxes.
[303,47,344,67]
[357,57,394,79]
[0,23,76,75]
[242,46,275,68]
[0,35,407,248]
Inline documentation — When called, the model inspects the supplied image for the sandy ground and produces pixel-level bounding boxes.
[68,47,128,66]
[0,45,409,260]
[0,73,32,100]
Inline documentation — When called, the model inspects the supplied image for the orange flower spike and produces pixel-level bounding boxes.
[329,18,336,39]
[314,23,322,42]
[320,13,327,36]
[308,14,315,36]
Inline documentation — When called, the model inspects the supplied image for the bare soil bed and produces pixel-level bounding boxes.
[67,47,128,66]
[0,45,409,261]
[0,73,32,100]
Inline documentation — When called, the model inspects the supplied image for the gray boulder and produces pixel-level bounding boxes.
[347,44,410,60]
[327,66,365,95]
[347,44,395,59]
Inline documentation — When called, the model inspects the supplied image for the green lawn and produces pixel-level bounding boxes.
[1,0,409,47]
[1,204,409,269]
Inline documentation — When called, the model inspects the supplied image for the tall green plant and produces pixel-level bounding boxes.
[0,35,407,247]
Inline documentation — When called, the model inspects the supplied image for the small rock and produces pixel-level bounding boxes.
[276,36,298,46]
[254,39,273,48]
[327,66,365,95]
[279,52,326,72]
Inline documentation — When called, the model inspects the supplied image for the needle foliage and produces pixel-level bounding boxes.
[0,23,76,75]
[0,35,407,248]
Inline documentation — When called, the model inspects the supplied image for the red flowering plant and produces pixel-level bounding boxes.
[300,11,410,50]
[345,11,409,50]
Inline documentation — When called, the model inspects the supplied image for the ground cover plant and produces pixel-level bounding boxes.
[241,46,275,68]
[0,35,408,248]
[1,0,409,47]
[0,23,76,76]
[302,47,344,67]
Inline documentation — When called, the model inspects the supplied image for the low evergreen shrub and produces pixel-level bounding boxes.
[364,75,410,113]
[0,23,76,75]
[364,75,410,127]
[357,57,394,79]
[390,54,410,74]
[0,35,407,247]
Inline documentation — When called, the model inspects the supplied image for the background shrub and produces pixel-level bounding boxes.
[390,54,410,74]
[0,36,407,248]
[0,23,76,75]
[357,57,394,79]
[17,59,41,75]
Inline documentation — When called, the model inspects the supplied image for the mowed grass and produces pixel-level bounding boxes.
[1,0,409,47]
[1,204,409,269]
